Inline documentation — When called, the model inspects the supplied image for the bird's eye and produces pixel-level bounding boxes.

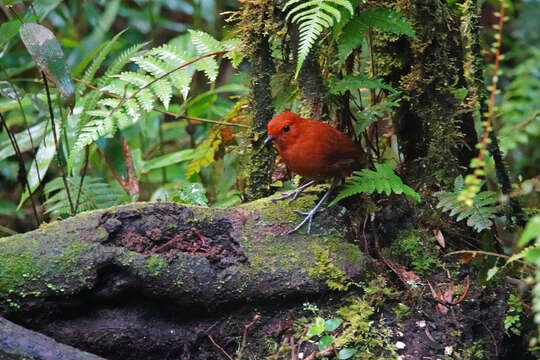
[283,125,290,132]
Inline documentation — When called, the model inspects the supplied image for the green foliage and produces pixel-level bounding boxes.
[307,246,354,291]
[328,74,397,95]
[283,0,354,77]
[43,176,124,217]
[330,163,421,206]
[390,230,441,275]
[338,7,416,62]
[70,30,236,168]
[305,316,356,358]
[504,294,524,336]
[435,175,499,232]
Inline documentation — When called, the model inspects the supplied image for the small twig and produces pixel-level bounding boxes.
[74,146,89,213]
[237,314,260,360]
[445,250,534,269]
[208,334,234,360]
[42,72,75,215]
[73,77,248,128]
[455,275,470,304]
[304,344,336,360]
[122,139,139,196]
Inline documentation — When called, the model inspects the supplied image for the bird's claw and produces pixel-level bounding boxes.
[289,208,325,234]
[271,190,297,203]
[293,208,325,216]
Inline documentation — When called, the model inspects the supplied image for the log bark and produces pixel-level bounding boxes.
[0,316,105,360]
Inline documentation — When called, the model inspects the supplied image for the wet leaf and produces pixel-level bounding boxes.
[18,129,58,209]
[324,318,343,332]
[318,335,333,351]
[19,23,74,107]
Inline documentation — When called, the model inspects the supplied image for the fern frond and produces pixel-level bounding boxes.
[82,30,126,84]
[330,163,421,206]
[284,0,354,77]
[44,176,123,216]
[70,116,117,162]
[338,7,415,63]
[102,42,148,82]
[151,78,173,109]
[188,29,223,54]
[434,175,499,232]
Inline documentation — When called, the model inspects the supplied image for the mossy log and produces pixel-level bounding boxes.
[0,190,366,359]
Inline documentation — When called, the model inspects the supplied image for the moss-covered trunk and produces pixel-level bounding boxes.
[374,0,479,180]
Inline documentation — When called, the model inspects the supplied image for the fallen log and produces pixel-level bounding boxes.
[0,190,366,359]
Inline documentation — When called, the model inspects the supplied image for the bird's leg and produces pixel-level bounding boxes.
[271,180,316,203]
[289,183,335,234]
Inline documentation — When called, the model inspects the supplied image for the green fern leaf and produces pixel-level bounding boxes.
[338,7,415,63]
[196,58,219,82]
[44,176,124,216]
[284,0,354,77]
[151,78,173,109]
[330,163,420,206]
[82,30,126,84]
[188,29,223,53]
[434,175,499,232]
[102,42,148,82]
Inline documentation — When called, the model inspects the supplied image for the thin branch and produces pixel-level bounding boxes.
[74,146,90,213]
[237,314,260,360]
[0,67,41,183]
[208,335,233,360]
[0,112,40,226]
[42,72,75,215]
[445,250,535,270]
[73,77,248,128]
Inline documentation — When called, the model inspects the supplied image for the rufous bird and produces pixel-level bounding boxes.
[264,112,366,233]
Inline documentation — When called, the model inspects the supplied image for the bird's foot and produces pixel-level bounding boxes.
[270,180,315,204]
[288,208,325,234]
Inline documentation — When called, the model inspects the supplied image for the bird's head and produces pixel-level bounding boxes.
[264,112,304,149]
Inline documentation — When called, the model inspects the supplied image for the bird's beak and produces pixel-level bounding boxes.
[264,135,276,146]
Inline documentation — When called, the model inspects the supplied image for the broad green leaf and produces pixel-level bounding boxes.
[0,121,47,161]
[306,317,326,337]
[142,149,204,173]
[18,129,58,209]
[338,348,357,359]
[0,19,21,47]
[32,0,62,21]
[173,182,208,206]
[19,23,74,107]
[324,318,343,332]
[0,81,24,100]
[318,335,334,351]
[486,266,499,281]
[518,215,540,246]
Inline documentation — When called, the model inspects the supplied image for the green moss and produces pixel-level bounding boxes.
[334,297,397,359]
[390,229,441,275]
[143,255,168,277]
[307,246,353,291]
[459,340,485,360]
[0,241,40,298]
